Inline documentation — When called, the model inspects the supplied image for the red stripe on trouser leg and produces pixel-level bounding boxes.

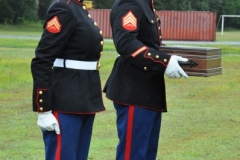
[53,111,61,160]
[124,105,135,160]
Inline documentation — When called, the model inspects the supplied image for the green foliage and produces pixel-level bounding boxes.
[0,0,239,27]
[218,0,240,27]
[94,0,114,9]
[0,1,12,24]
[37,0,52,20]
[0,0,37,24]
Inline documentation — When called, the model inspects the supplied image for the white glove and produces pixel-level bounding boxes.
[37,111,60,134]
[164,55,189,79]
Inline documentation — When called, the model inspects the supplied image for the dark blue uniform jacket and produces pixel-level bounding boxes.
[104,0,171,112]
[31,0,105,113]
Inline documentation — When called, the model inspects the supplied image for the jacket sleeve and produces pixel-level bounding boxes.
[110,2,171,73]
[31,2,75,112]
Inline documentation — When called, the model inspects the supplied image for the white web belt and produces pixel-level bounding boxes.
[53,58,100,70]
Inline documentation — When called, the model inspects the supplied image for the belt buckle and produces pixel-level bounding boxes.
[96,61,101,70]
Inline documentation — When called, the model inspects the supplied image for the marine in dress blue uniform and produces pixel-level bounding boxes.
[31,0,105,159]
[103,0,188,159]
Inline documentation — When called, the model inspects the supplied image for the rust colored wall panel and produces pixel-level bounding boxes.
[157,11,217,41]
[89,10,217,41]
[88,9,112,38]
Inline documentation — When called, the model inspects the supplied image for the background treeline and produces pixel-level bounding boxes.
[0,0,239,29]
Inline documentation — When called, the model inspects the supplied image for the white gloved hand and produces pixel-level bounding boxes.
[37,111,60,134]
[164,55,189,79]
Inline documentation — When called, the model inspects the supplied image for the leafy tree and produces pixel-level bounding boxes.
[0,0,239,27]
[0,0,13,24]
[155,0,175,10]
[207,0,223,12]
[0,0,36,24]
[13,0,36,23]
[154,0,186,10]
[38,0,52,20]
[218,0,240,28]
[93,0,114,9]
[179,0,193,11]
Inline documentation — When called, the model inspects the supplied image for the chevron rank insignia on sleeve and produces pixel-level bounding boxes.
[122,10,137,31]
[46,16,62,33]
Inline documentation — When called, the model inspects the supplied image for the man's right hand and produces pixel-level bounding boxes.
[164,55,189,79]
[37,111,60,134]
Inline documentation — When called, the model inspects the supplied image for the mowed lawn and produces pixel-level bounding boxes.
[0,28,240,160]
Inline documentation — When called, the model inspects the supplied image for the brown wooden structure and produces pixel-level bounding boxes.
[159,46,222,77]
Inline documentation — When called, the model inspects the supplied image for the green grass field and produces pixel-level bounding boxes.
[0,27,240,160]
